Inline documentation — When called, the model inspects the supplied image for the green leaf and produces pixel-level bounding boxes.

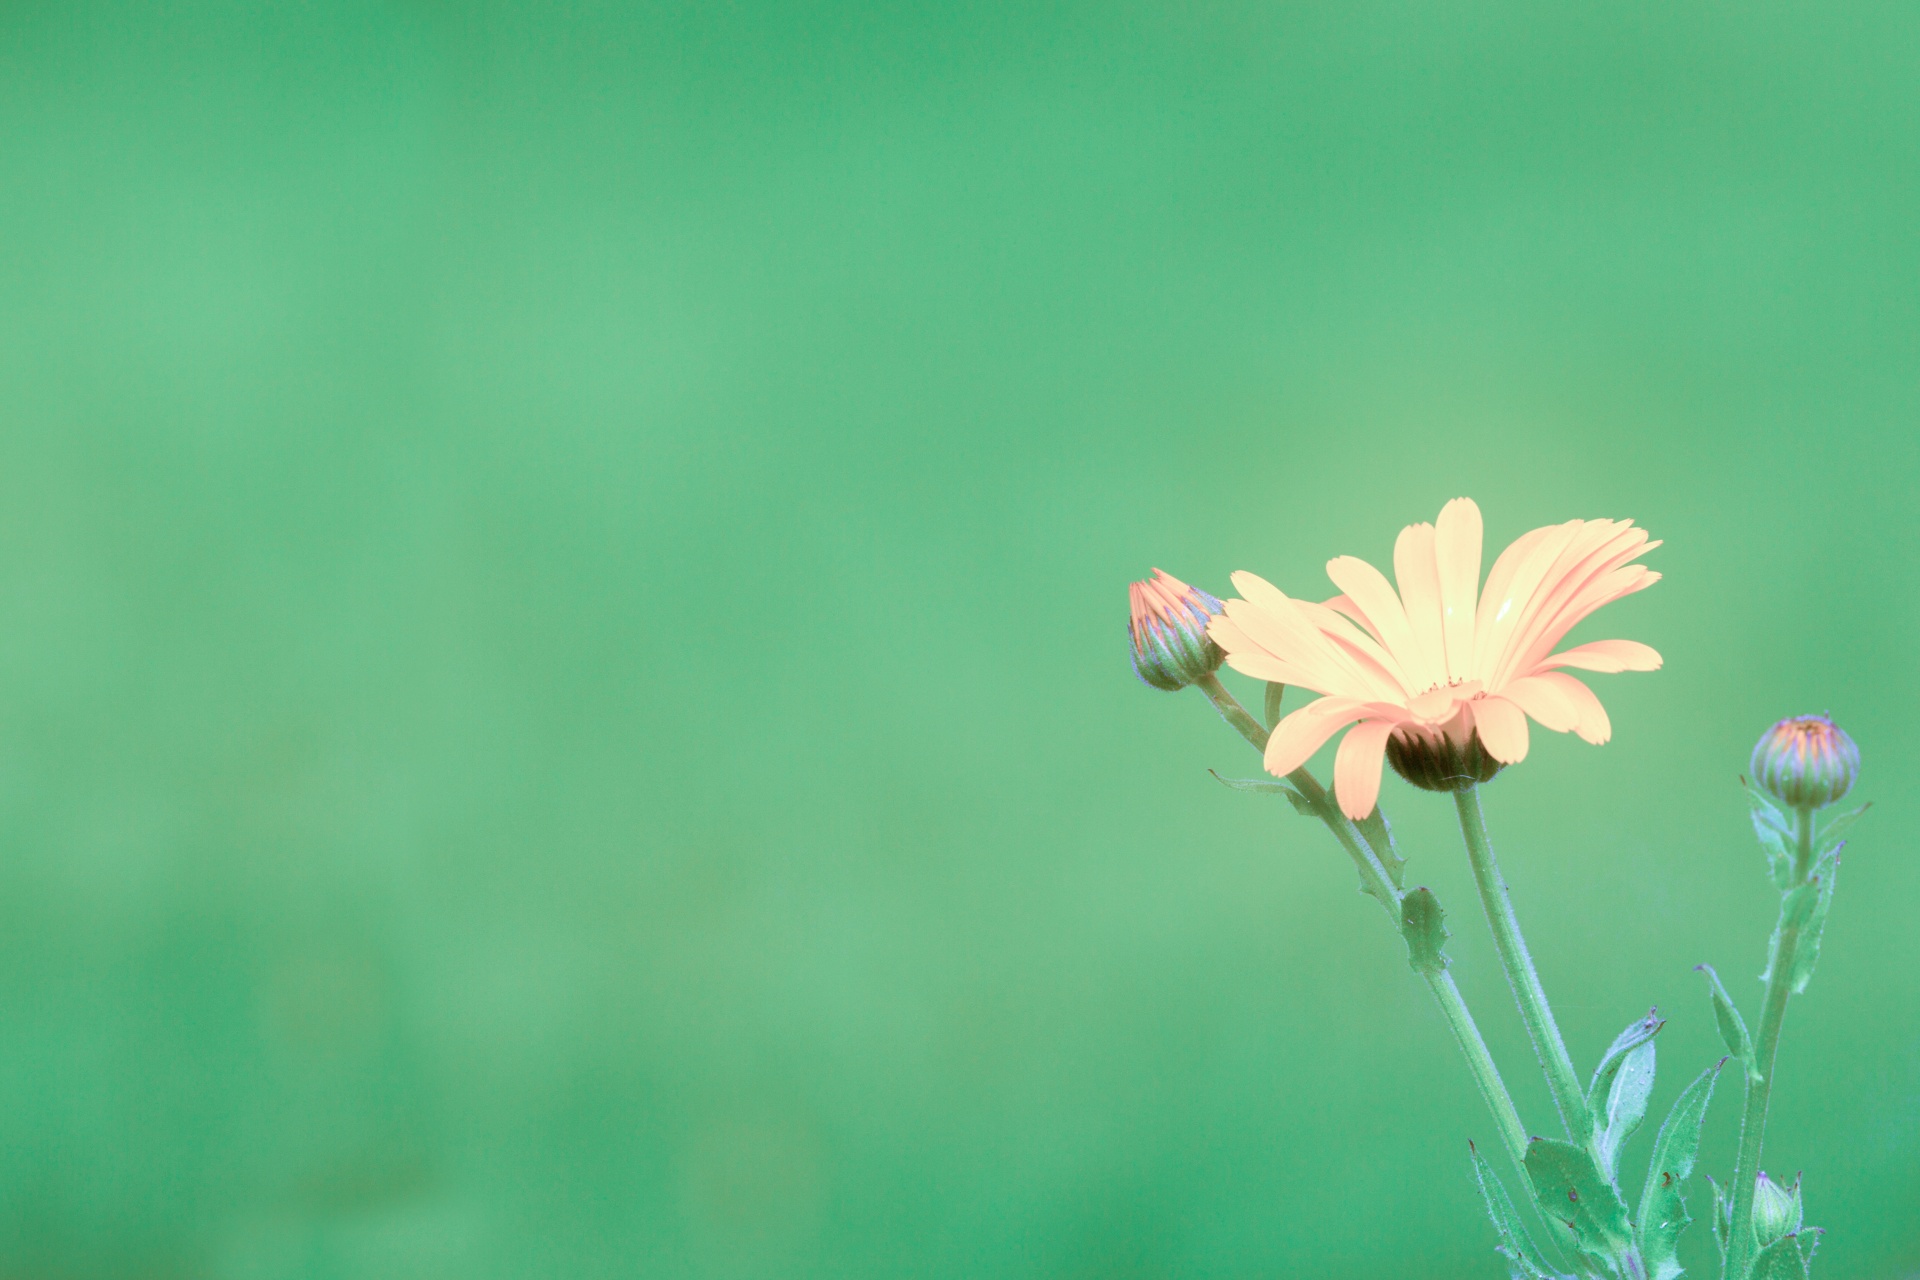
[1589,1010,1664,1109]
[1814,802,1869,860]
[1208,771,1318,817]
[1763,882,1821,985]
[1595,1038,1657,1178]
[1525,1138,1634,1270]
[1795,1228,1823,1272]
[1743,782,1796,890]
[1707,1176,1732,1266]
[1696,965,1759,1083]
[1399,887,1449,975]
[1635,1062,1722,1280]
[1751,1234,1811,1280]
[1354,806,1408,891]
[1788,856,1841,995]
[1470,1143,1557,1280]
[1263,681,1286,730]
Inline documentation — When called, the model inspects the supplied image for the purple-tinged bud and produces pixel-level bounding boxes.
[1751,715,1859,811]
[1752,1171,1803,1247]
[1128,569,1225,692]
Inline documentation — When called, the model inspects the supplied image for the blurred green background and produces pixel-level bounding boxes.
[1,2,1916,1277]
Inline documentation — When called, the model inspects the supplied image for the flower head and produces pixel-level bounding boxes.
[1206,499,1661,818]
[1751,1171,1803,1247]
[1751,715,1858,811]
[1128,569,1226,692]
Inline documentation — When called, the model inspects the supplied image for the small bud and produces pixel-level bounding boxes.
[1751,1170,1803,1247]
[1751,715,1859,811]
[1128,569,1225,692]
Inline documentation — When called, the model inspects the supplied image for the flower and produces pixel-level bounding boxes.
[1128,569,1226,692]
[1751,1171,1803,1247]
[1751,715,1859,811]
[1206,498,1662,818]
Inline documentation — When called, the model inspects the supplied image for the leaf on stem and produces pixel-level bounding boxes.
[1399,887,1449,975]
[1588,1010,1663,1108]
[1742,781,1798,890]
[1762,882,1821,985]
[1469,1143,1558,1280]
[1263,681,1286,731]
[1207,770,1317,816]
[1524,1138,1635,1270]
[1635,1062,1722,1280]
[1814,802,1869,861]
[1750,1233,1814,1280]
[1696,965,1759,1083]
[1708,1175,1732,1267]
[1354,807,1408,891]
[1594,1038,1657,1179]
[1787,855,1842,995]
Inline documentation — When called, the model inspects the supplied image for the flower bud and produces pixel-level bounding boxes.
[1751,715,1859,811]
[1128,569,1225,692]
[1751,1171,1803,1247]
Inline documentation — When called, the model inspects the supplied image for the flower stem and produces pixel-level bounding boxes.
[1193,674,1531,1168]
[1453,786,1594,1143]
[1723,805,1815,1280]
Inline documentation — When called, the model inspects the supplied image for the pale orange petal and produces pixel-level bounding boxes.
[1220,598,1360,696]
[1499,675,1581,734]
[1537,639,1663,674]
[1264,697,1374,777]
[1333,719,1397,819]
[1435,498,1482,681]
[1326,555,1425,691]
[1476,521,1590,684]
[1534,672,1612,745]
[1499,525,1658,683]
[1473,695,1530,763]
[1392,521,1447,691]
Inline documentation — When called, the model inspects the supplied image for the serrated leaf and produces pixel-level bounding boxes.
[1751,1233,1811,1280]
[1471,1144,1557,1280]
[1399,887,1449,975]
[1589,1010,1664,1108]
[1744,782,1796,890]
[1263,681,1286,730]
[1788,855,1841,995]
[1696,965,1759,1083]
[1525,1138,1634,1269]
[1635,1062,1721,1280]
[1354,806,1408,891]
[1814,802,1868,860]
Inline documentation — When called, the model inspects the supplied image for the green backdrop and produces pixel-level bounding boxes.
[1,3,1916,1277]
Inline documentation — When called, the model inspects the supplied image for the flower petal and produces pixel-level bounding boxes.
[1435,497,1483,682]
[1472,695,1530,763]
[1538,639,1663,674]
[1499,675,1581,734]
[1392,521,1447,691]
[1325,555,1424,693]
[1534,671,1612,745]
[1264,697,1395,777]
[1334,719,1397,819]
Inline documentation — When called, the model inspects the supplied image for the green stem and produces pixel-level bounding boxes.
[1453,786,1593,1143]
[1194,675,1531,1169]
[1723,805,1815,1280]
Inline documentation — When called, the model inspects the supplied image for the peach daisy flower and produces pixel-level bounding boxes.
[1207,498,1662,819]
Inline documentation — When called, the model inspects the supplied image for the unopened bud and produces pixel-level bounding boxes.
[1751,1170,1803,1247]
[1128,569,1225,692]
[1751,715,1859,811]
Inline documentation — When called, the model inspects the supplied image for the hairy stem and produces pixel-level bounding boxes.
[1723,805,1815,1280]
[1453,786,1594,1143]
[1194,675,1531,1167]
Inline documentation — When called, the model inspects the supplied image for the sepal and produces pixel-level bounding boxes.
[1751,1231,1821,1280]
